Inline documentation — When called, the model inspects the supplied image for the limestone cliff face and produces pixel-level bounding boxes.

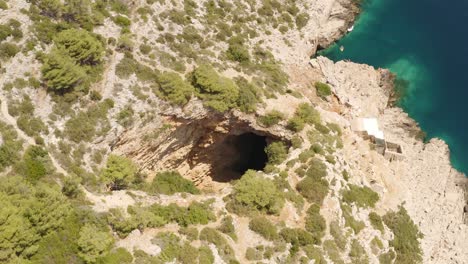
[312,56,468,263]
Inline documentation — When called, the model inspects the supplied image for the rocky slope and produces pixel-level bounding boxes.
[312,56,468,263]
[0,0,466,263]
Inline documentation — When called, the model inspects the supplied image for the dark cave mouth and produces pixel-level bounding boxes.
[210,132,269,183]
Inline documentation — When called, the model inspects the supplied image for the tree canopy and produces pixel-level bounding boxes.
[100,155,138,190]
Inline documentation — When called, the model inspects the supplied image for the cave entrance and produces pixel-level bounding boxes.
[207,132,269,183]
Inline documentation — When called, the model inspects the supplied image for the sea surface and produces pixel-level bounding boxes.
[320,0,468,175]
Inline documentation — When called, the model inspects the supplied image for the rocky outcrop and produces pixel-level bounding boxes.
[311,56,468,263]
[112,99,292,188]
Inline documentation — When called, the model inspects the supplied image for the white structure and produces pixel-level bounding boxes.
[351,117,404,161]
[351,118,384,140]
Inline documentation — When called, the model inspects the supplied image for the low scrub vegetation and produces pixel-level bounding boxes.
[227,170,284,215]
[342,184,379,208]
[148,171,199,195]
[249,216,279,241]
[314,82,332,99]
[383,206,423,264]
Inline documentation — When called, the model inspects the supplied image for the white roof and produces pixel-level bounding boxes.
[351,118,384,140]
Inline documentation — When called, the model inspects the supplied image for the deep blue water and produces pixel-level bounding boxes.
[320,0,468,175]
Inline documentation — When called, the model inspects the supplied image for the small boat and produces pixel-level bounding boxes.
[347,25,354,32]
[340,46,344,52]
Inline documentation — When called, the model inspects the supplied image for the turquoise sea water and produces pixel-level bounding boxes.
[320,0,468,174]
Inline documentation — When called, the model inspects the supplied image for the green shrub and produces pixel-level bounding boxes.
[303,245,327,264]
[304,204,326,242]
[0,122,23,172]
[15,145,50,182]
[41,49,87,91]
[287,103,321,131]
[113,15,131,27]
[295,13,310,29]
[379,250,396,264]
[235,77,260,113]
[227,43,250,63]
[341,203,365,234]
[265,141,288,165]
[179,226,199,241]
[218,216,236,240]
[139,43,151,54]
[155,72,194,105]
[0,0,7,9]
[369,212,385,233]
[315,82,332,98]
[100,155,138,190]
[149,171,200,195]
[291,136,303,148]
[64,101,112,142]
[349,239,369,264]
[296,103,321,124]
[198,246,214,264]
[342,184,379,208]
[228,170,284,215]
[0,42,19,58]
[97,247,133,264]
[323,240,344,264]
[249,216,278,241]
[189,64,239,112]
[53,29,105,65]
[296,168,329,205]
[329,220,347,250]
[199,228,236,263]
[286,116,305,132]
[257,110,284,127]
[279,227,319,248]
[295,158,328,203]
[383,206,423,264]
[311,143,325,155]
[150,201,216,227]
[78,223,114,263]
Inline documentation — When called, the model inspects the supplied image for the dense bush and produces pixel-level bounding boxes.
[199,227,237,263]
[0,42,19,58]
[265,141,288,165]
[287,103,321,132]
[100,154,138,190]
[329,220,348,250]
[42,28,105,92]
[295,13,310,29]
[342,184,379,208]
[78,223,114,263]
[315,82,331,98]
[349,239,369,264]
[228,170,284,215]
[383,206,423,264]
[41,49,87,91]
[369,212,385,233]
[341,203,365,234]
[304,204,326,242]
[235,77,260,113]
[0,122,23,172]
[15,145,50,182]
[249,216,278,241]
[189,64,239,112]
[149,171,200,195]
[155,72,194,105]
[218,216,236,240]
[227,43,250,63]
[257,110,284,127]
[64,100,112,142]
[0,176,72,262]
[296,158,329,205]
[54,28,105,65]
